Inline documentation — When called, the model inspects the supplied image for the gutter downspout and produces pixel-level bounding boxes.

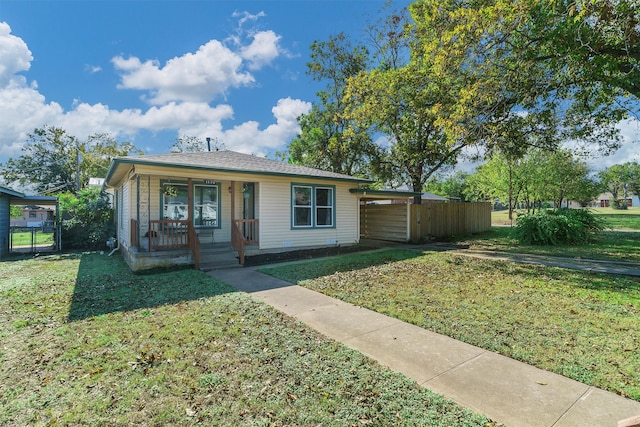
[108,238,120,256]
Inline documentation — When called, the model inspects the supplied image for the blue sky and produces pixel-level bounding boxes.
[0,0,404,162]
[0,0,638,174]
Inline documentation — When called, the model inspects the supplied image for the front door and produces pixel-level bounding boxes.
[242,183,256,241]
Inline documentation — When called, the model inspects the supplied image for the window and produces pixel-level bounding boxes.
[293,186,312,227]
[162,184,188,220]
[161,182,220,228]
[29,212,37,218]
[315,187,333,226]
[194,185,218,227]
[292,184,334,228]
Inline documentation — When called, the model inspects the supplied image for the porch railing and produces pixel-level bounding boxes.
[149,220,189,250]
[231,219,259,265]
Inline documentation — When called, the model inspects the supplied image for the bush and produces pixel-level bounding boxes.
[612,200,629,210]
[60,188,114,250]
[512,208,607,245]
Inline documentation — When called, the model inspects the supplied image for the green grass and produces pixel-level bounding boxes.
[492,207,640,230]
[10,230,54,246]
[457,226,640,261]
[593,208,640,230]
[0,252,493,426]
[261,249,640,401]
[454,227,640,263]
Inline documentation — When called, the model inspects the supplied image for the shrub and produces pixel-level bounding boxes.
[59,188,114,250]
[612,200,629,210]
[513,208,607,245]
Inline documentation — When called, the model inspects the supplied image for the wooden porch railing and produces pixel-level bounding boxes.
[131,219,200,269]
[231,219,259,265]
[149,220,190,250]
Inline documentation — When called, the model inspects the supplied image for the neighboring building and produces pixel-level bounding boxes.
[103,150,375,271]
[596,192,639,208]
[0,186,58,258]
[388,187,449,205]
[10,205,55,227]
[419,191,449,204]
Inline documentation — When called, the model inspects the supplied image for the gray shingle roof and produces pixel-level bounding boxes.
[105,150,371,184]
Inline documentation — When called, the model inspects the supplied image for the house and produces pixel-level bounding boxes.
[103,150,375,271]
[390,190,449,205]
[10,205,56,227]
[0,186,58,258]
[596,192,639,208]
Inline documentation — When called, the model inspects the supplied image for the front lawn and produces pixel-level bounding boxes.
[0,252,492,426]
[492,207,640,230]
[261,249,640,401]
[454,227,640,263]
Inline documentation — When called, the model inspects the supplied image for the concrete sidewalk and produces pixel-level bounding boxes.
[210,266,640,427]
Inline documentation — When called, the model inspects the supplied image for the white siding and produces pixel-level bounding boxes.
[258,177,359,250]
[119,179,131,250]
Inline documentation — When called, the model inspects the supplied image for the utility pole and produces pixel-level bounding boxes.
[76,145,80,192]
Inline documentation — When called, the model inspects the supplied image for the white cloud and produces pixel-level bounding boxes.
[241,30,281,71]
[0,22,32,85]
[587,118,640,170]
[112,10,282,105]
[0,79,63,158]
[231,11,266,28]
[214,97,311,155]
[113,39,256,105]
[85,64,102,74]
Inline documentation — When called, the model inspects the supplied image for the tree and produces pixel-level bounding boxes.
[408,0,635,158]
[469,148,600,218]
[288,33,377,176]
[171,135,225,153]
[59,187,114,250]
[10,205,22,218]
[468,152,528,220]
[527,149,600,208]
[624,162,640,199]
[0,126,142,194]
[344,10,468,203]
[599,162,640,208]
[425,171,471,201]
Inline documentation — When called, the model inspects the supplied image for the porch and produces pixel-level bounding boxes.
[128,217,258,271]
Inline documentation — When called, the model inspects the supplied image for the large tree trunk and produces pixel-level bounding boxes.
[412,177,423,205]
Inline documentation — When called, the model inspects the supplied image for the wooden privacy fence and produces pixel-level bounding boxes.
[410,202,492,241]
[360,202,492,243]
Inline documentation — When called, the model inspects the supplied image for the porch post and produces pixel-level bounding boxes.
[230,181,235,221]
[136,175,142,251]
[187,178,193,223]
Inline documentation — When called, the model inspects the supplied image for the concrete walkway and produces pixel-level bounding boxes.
[210,265,640,427]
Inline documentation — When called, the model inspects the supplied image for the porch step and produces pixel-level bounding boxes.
[198,243,241,271]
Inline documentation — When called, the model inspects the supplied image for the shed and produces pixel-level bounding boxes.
[0,186,59,258]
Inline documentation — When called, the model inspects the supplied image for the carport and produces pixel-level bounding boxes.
[0,186,59,257]
[350,188,420,242]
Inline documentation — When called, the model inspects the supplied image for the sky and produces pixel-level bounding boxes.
[0,0,402,162]
[0,0,638,179]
